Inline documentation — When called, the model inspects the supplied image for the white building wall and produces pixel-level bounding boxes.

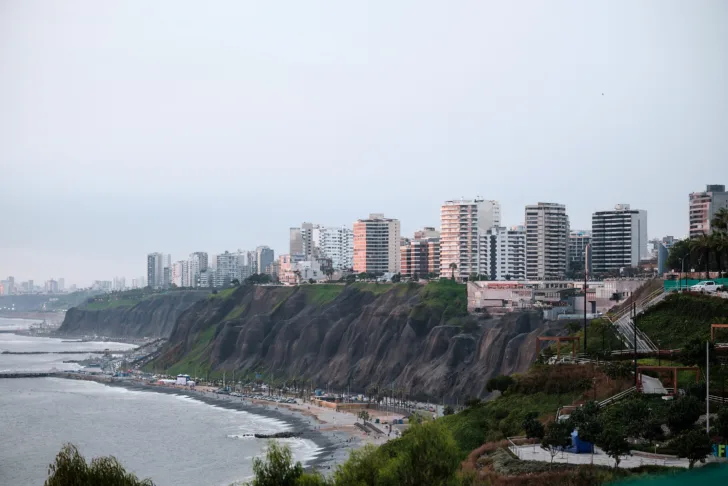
[319,226,354,270]
[479,226,526,280]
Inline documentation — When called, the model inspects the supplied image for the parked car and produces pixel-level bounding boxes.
[690,281,719,293]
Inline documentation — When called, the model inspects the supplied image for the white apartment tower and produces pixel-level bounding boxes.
[319,226,354,270]
[147,252,164,289]
[525,202,569,280]
[591,204,648,273]
[439,198,500,280]
[479,226,526,281]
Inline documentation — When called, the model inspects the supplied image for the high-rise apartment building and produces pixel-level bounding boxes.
[591,204,648,273]
[439,198,500,280]
[215,251,240,287]
[479,226,526,281]
[289,227,303,257]
[525,202,569,280]
[112,277,125,291]
[353,214,401,274]
[163,254,172,288]
[186,252,208,287]
[318,226,354,270]
[190,252,208,272]
[256,246,275,274]
[172,261,188,287]
[413,227,440,240]
[568,231,592,267]
[401,237,440,278]
[57,278,65,292]
[689,184,728,238]
[147,252,164,289]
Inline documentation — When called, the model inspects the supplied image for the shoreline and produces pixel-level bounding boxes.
[82,378,364,473]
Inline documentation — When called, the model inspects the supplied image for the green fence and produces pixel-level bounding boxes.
[664,278,728,291]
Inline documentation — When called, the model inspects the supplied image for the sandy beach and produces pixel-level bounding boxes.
[101,379,403,474]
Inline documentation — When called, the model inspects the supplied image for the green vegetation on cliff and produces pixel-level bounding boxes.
[80,288,210,311]
[635,293,728,349]
[440,363,631,456]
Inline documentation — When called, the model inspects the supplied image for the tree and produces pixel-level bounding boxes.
[231,278,241,286]
[690,233,713,279]
[608,398,650,439]
[666,239,692,272]
[332,444,385,486]
[45,443,154,486]
[468,272,478,282]
[391,273,402,283]
[449,262,457,281]
[344,274,356,284]
[713,407,728,439]
[377,421,461,486]
[673,429,713,468]
[486,375,515,394]
[308,278,315,284]
[443,405,455,416]
[596,427,631,469]
[249,441,304,486]
[712,207,728,232]
[569,402,602,461]
[667,396,703,434]
[541,420,572,465]
[522,412,545,440]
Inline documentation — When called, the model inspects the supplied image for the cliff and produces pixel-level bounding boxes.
[152,282,566,400]
[58,291,209,338]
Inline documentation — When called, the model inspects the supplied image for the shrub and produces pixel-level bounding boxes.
[45,444,154,486]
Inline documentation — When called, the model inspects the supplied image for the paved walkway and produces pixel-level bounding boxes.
[512,445,690,468]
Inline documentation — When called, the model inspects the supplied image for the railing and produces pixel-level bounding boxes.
[598,386,636,407]
[709,395,728,404]
[506,436,528,458]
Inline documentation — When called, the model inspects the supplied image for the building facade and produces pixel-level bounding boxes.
[147,252,164,289]
[479,226,526,281]
[353,214,401,274]
[439,198,500,280]
[318,226,354,270]
[689,184,728,238]
[525,202,569,280]
[256,246,275,274]
[289,227,303,257]
[591,204,648,273]
[400,237,440,278]
[215,251,240,287]
[568,230,591,268]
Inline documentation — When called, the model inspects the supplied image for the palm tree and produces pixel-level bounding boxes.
[293,270,301,285]
[449,262,457,281]
[711,207,728,233]
[690,233,712,279]
[712,232,728,278]
[712,208,728,278]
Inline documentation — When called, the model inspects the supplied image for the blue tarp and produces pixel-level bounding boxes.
[569,430,594,454]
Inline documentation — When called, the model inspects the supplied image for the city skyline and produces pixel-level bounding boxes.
[2,1,727,284]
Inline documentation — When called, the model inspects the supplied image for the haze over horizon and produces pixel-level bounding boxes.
[1,0,727,286]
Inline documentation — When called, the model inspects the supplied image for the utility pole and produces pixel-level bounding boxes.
[584,270,588,354]
[633,302,638,386]
[707,340,710,434]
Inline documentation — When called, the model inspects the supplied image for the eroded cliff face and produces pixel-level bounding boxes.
[154,284,566,400]
[58,291,209,338]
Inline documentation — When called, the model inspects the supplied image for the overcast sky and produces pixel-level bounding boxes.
[1,1,727,286]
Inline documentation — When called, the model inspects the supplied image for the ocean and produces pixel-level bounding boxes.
[0,319,321,486]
